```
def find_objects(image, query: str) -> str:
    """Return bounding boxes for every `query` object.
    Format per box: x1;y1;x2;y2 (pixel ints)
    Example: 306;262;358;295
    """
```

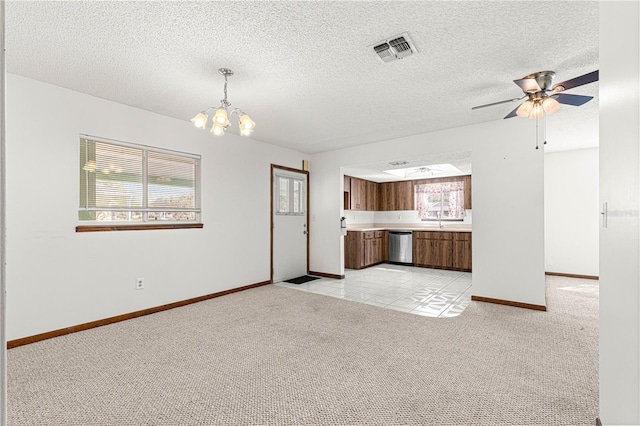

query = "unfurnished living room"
1;2;639;426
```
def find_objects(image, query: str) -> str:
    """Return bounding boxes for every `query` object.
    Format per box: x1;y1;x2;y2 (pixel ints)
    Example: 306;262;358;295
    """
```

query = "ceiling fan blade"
551;70;599;92
513;78;541;93
471;96;525;110
552;93;594;106
503;103;522;119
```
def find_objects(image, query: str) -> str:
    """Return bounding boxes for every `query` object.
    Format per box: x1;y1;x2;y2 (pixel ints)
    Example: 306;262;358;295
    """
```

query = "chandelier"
191;68;255;137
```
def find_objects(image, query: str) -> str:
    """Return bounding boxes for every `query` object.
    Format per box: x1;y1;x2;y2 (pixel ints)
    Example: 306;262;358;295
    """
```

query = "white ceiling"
5;1;599;155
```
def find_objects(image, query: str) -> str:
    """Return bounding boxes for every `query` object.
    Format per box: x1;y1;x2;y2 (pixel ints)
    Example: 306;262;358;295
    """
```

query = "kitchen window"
79;136;201;225
276;175;305;215
415;181;465;221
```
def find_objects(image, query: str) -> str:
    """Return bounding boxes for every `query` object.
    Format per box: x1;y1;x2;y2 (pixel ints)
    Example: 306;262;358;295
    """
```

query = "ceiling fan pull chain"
543;113;548;146
535;114;539;150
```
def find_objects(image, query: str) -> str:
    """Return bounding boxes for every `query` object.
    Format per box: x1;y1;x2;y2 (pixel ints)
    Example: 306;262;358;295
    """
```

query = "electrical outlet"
397;215;401;220
135;278;144;290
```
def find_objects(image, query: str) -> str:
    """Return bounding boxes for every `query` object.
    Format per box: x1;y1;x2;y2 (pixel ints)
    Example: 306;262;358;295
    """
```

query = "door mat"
284;275;320;285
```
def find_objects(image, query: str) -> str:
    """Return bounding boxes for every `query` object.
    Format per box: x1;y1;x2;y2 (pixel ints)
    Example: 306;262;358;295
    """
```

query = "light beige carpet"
8;275;598;425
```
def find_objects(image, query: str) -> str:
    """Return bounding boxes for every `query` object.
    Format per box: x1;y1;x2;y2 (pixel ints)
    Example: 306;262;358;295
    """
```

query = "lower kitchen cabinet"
452;232;472;271
413;231;472;272
345;230;387;269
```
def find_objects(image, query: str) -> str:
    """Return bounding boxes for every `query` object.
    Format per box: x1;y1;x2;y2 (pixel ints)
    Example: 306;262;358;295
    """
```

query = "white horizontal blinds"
147;151;199;221
79;136;201;222
80;138;143;221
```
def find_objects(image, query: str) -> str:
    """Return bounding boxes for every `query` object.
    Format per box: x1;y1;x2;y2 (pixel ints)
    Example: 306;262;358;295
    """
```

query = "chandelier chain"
221;74;231;108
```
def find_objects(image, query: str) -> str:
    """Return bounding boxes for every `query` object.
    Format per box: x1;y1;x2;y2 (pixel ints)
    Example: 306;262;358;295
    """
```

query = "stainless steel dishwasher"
388;230;413;265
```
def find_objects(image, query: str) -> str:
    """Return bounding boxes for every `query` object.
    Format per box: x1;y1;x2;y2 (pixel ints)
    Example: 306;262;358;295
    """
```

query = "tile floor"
275;264;472;318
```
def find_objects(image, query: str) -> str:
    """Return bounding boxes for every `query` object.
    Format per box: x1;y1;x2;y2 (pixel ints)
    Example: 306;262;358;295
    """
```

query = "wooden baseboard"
471;295;547;311
545;271;599;280
309;271;345;280
7;280;271;349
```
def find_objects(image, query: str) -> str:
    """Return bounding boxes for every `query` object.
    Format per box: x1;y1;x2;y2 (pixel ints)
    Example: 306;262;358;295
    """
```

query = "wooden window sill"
76;223;204;232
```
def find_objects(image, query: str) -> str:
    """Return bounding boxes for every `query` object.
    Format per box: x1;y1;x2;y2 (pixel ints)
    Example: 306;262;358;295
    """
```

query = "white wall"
310;117;546;307
599;1;640;424
544;149;599;277
6;74;307;341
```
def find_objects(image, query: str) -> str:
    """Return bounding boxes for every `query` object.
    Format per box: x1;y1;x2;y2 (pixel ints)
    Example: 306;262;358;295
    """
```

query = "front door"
272;165;308;282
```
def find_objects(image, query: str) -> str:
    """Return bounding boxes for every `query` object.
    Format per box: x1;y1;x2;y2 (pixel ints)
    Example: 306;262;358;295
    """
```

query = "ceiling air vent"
371;32;418;64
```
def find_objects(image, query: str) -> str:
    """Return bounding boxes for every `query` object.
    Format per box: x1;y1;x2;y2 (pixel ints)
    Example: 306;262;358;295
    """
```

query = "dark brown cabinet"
452;232;472;271
366;180;378;211
378;182;395;211
378;181;414;210
345;230;387;269
350;177;367;211
394;181;414;210
343;175;351;210
413;231;471;272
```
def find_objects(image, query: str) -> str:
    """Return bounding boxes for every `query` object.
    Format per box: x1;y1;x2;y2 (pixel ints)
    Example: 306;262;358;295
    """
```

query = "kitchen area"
278;160;474;318
343;171;472;274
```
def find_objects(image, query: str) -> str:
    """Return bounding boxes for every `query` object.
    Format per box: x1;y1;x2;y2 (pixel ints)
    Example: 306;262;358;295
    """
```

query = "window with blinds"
276;175;305;215
79;136;201;223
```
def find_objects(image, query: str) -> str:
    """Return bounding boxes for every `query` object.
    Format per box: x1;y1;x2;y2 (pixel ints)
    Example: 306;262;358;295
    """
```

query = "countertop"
346;223;472;233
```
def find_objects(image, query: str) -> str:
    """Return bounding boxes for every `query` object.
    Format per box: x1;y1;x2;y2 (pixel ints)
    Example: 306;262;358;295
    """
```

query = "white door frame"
270;164;309;283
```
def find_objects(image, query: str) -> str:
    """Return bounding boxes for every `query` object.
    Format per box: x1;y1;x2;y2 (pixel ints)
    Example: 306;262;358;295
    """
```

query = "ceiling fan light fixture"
516;100;534;117
528;102;544;120
542;97;561;115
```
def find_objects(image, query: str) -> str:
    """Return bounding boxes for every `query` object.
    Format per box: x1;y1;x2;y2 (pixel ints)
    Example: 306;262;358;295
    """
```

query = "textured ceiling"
5;1;599;155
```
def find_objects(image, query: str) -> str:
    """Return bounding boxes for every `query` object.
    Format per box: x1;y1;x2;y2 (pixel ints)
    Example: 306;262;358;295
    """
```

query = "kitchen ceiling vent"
371;32;418;63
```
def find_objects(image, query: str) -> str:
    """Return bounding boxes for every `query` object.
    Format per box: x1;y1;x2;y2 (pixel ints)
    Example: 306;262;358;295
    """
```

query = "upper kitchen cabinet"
378;182;395;211
348;176;367;211
394;181;414;210
366;180;378;211
378;181;413;210
343;175;351;210
463;175;472;209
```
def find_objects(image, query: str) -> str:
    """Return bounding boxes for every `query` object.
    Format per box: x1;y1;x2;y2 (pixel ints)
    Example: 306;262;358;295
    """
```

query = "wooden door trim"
270;164;310;283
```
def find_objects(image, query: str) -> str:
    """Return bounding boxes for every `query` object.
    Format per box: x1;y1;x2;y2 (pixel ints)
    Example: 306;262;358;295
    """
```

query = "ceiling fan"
407;166;442;176
471;70;599;119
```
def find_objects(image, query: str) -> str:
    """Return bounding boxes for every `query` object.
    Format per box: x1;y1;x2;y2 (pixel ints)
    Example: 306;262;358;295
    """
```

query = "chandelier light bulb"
191;112;208;129
211;124;225;136
542;97;561;115
516;100;534;118
213;108;229;126
239;114;255;134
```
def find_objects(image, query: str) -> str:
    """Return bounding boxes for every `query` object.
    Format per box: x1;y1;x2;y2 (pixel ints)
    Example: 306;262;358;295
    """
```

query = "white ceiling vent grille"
371;32;418;63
